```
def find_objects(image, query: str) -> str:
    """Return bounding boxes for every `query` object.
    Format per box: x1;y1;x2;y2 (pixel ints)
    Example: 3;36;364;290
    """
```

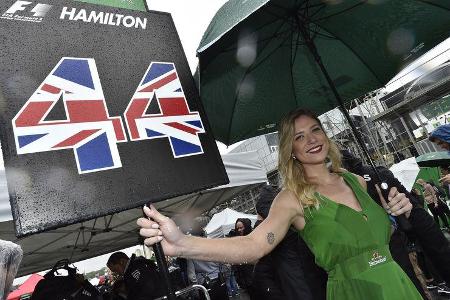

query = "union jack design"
12;57;127;174
124;62;204;157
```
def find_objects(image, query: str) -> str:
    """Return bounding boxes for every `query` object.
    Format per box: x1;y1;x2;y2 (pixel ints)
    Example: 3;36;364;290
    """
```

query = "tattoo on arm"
267;232;275;245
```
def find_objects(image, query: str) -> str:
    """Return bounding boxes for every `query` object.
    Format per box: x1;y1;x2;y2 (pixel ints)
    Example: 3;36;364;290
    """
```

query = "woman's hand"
375;185;413;218
137;205;185;256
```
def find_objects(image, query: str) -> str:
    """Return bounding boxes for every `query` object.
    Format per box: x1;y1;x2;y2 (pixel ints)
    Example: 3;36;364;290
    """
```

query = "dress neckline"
315;173;365;215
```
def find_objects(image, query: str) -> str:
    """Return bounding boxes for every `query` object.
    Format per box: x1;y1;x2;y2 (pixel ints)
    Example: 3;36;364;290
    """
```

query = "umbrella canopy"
197;0;450;145
389;157;420;192
416;151;450;168
6;274;43;300
204;207;257;238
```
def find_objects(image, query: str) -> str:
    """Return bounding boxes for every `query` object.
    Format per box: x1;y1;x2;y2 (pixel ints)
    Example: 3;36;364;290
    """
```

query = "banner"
0;0;228;236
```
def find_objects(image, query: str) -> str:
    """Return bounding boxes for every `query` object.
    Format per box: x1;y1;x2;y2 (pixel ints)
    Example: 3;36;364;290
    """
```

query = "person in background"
251;185;285;300
232;218;254;298
253;184;327;300
107;252;163;300
429;123;450;152
187;229;228;300
0;240;22;300
224;230;239;298
430;124;450;185
439;166;450;197
416;179;450;231
138;108;421;299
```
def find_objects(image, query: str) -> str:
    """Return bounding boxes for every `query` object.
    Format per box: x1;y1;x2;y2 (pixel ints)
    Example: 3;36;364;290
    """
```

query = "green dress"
299;172;422;299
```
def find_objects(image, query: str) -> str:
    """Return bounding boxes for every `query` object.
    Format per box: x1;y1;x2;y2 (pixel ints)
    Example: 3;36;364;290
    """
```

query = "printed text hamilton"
60;7;147;29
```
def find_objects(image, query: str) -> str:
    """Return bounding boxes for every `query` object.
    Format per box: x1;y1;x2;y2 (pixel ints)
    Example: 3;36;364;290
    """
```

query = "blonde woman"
137;108;421;299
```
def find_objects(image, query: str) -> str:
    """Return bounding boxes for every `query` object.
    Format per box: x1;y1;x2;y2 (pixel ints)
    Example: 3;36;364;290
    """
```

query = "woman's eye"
312;127;322;133
295;135;304;140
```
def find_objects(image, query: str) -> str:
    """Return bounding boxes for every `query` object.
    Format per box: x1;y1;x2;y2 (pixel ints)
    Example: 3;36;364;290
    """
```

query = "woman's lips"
307;145;322;154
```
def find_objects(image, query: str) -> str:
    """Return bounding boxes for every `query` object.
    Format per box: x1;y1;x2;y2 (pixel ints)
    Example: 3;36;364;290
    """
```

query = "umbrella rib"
226;17;292;143
312;1;368;22
294;3;383;84
415;0;450;11
217;7;292;55
290;20;302;107
307;2;328;20
318;27;384;84
220;28;292;54
228;35;292;143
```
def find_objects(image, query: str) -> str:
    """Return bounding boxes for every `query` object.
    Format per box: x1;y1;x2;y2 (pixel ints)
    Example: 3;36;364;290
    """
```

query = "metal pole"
399;115;419;156
295;15;411;230
355;98;385;165
145;203;177;300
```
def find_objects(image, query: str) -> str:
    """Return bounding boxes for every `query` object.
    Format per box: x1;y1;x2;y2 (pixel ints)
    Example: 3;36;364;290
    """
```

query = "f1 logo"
4;1;52;17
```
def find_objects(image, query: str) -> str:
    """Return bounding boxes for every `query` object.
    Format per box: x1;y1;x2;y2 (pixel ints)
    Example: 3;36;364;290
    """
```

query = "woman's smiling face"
292;115;329;165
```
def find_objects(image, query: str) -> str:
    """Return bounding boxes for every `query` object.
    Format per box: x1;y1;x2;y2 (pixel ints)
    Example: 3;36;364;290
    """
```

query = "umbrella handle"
380;183;412;232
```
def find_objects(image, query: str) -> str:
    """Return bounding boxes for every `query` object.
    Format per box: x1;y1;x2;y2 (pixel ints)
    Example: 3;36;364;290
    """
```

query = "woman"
429;123;450;151
235;218;252;236
416;179;450;230
137;108;421;299
232;218;254;297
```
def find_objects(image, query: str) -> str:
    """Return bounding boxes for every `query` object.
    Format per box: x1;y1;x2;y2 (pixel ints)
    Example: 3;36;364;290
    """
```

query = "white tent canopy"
0;151;267;276
389;157;420;192
204;207;257;238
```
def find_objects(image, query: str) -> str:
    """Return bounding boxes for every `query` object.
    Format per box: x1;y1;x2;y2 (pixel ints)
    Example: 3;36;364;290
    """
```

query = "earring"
292;155;296;160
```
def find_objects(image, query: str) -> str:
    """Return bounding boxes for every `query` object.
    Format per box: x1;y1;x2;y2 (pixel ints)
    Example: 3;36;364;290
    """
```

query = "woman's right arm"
137;190;303;264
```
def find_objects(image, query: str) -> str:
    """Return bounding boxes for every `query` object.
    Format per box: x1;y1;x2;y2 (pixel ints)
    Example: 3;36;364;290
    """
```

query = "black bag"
201;277;228;300
32;259;100;300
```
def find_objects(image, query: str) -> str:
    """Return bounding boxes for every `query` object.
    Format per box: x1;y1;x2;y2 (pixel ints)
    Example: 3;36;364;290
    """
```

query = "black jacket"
272;229;327;300
252;218;327;300
124;255;163;300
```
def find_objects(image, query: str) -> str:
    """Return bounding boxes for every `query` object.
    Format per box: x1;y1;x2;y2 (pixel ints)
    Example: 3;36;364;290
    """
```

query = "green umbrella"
416;151;450;168
197;0;450;145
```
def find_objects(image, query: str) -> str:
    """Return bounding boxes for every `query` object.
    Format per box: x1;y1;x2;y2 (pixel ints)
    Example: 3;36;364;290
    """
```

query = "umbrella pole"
296;20;411;230
144;204;177;300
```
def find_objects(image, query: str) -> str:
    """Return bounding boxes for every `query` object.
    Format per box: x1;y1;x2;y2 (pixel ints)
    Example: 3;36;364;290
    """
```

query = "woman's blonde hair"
278;108;342;208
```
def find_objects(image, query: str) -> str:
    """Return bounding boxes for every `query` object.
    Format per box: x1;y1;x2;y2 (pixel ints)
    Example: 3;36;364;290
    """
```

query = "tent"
7;273;43;300
389;157;420;192
204;207;257;238
0;151;267;277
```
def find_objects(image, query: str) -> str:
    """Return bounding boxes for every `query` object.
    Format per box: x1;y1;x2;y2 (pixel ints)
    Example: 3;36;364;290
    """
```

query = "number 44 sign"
12;57;205;174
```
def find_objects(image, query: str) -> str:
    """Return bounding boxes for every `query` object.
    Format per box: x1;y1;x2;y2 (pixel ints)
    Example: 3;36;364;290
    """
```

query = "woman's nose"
306;133;317;143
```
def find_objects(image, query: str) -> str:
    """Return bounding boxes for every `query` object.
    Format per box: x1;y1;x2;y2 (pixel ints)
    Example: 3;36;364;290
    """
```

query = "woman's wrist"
175;234;187;257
